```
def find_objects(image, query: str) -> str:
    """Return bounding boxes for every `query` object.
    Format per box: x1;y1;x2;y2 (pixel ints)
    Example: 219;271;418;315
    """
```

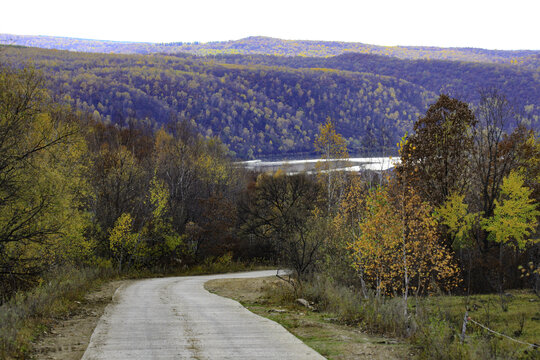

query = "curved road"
82;270;325;359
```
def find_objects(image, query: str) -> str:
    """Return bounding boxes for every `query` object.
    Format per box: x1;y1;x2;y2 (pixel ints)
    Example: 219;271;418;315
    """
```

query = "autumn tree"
139;175;185;266
153;126;198;233
482;171;538;250
481;171;539;296
153;122;241;261
435;193;476;250
89;143;148;254
348;185;400;298
397;94;476;208
0;66;92;295
469;90;529;251
109;213;144;271
327;176;375;295
348;184;460;303
314;118;349;213
515;130;540;203
394;186;461;301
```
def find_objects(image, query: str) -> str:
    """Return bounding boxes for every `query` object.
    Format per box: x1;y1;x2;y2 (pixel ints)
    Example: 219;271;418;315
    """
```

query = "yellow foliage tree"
0;67;94;293
435;192;476;250
143;175;185;262
482;171;539;250
109;213;142;271
348;186;400;298
314;118;349;213
348;184;461;300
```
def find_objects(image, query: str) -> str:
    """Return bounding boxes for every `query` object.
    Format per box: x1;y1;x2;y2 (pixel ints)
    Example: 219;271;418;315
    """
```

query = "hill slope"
1;38;538;159
2;46;438;157
206;52;540;121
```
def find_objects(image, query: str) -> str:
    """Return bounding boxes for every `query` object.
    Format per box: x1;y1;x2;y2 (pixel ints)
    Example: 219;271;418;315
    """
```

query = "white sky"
1;0;539;50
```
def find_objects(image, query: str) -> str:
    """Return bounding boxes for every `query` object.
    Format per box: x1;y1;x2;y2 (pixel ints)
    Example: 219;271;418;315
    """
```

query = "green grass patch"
300;276;540;359
412;291;540;359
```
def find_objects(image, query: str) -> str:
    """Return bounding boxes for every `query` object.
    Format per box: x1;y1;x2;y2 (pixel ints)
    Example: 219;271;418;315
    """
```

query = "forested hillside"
1;46;436;157
1;43;538;158
2;34;539;68
209;52;540;120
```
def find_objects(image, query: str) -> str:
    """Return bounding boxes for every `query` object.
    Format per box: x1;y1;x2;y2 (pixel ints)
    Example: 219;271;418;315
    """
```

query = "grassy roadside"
0;266;116;359
411;290;540;359
0;255;271;359
204;276;413;359
298;276;540;359
205;276;540;360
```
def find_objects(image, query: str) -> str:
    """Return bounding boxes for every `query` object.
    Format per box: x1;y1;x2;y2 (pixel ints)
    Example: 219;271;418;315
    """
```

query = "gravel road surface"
81;270;325;359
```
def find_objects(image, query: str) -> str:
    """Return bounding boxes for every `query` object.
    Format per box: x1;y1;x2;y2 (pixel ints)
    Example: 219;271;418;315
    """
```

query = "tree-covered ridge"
1;34;539;68
173;37;540;68
1;46;437;158
2;45;538;158
207;52;540;123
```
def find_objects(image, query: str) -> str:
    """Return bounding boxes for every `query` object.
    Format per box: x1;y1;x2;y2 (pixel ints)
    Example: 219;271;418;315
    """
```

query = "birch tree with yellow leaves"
314;118;349;214
348;183;461;304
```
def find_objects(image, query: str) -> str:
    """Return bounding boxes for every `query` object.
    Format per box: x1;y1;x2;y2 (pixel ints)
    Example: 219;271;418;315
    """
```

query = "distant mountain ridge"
1;34;539;68
1;35;538;159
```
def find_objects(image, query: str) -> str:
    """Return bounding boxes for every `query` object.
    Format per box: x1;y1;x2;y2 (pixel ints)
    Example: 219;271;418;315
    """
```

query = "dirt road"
81;270;325;359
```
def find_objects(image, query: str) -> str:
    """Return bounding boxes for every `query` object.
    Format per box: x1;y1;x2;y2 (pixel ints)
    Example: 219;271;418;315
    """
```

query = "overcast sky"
1;0;538;50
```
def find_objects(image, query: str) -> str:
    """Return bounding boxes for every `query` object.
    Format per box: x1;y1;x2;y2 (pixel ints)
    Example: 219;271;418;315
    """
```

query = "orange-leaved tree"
348;183;461;303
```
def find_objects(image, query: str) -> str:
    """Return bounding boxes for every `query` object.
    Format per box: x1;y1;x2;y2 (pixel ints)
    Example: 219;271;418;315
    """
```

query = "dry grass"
208;274;540;359
0;266;115;359
32;280;128;360
0;258;271;359
205;276;412;360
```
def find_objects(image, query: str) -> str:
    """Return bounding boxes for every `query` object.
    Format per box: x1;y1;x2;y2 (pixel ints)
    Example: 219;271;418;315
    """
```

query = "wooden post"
461;310;469;344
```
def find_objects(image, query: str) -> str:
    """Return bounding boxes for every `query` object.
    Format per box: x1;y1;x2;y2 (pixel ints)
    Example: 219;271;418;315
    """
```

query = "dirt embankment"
33;280;129;360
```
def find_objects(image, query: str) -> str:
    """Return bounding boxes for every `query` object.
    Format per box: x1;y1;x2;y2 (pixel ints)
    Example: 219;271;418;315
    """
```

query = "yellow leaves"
347;186;401;294
397;132;408;156
346;184;461;296
0;67;93;277
165;233;186;252
109;213;146;269
339;176;365;222
435;192;476;249
518;262;540;279
314;118;349;211
149;176;169;220
109;213;137;254
197;152;229;185
314;118;349;160
482;171;539;249
273;168;285;178
154;127;174;155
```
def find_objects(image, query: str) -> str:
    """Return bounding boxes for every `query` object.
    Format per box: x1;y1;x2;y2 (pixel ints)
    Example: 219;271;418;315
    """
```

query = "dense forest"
2;34;539;68
209;52;540;117
1;57;538;358
0;65;248;299
1;44;539;158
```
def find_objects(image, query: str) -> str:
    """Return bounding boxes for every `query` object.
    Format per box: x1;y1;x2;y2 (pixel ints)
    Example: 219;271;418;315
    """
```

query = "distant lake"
239;157;400;174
